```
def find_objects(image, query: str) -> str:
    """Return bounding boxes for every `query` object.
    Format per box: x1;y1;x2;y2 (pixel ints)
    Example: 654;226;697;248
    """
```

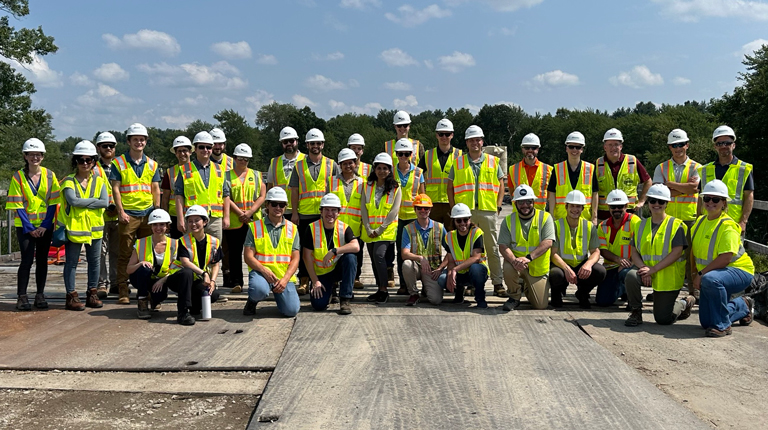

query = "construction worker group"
7;113;757;336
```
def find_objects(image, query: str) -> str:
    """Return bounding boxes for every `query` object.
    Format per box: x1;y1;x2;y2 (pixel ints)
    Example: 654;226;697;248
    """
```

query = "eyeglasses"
396;152;412;157
516;200;533;206
647;198;666;205
669;143;687;148
175;148;191;154
437;132;452;138
416;206;431;211
197;145;213;151
98;144;115;149
76;158;94;165
269;201;287;208
307;141;323;146
703;196;724;204
454;217;470;224
396;124;409;129
282;139;297;144
566;145;583;150
715;140;734;147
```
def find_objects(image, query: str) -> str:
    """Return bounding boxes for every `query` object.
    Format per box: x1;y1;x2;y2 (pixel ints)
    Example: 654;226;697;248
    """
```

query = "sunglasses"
416;206;431;211
396;124;409;128
282;139;297;144
396;152;412;157
522;146;538;151
98;144;116;149
516;200;533;206
703;196;724;204
269;201;287;208
437;132;452;137
307;141;323;146
566;145;583;150
715;140;734;147
76;158;94;165
454;217;470;224
196;145;213;151
669;143;687;148
647;198;666;205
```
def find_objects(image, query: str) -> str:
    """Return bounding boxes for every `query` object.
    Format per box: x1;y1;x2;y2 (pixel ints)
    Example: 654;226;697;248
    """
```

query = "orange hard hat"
413;194;433;208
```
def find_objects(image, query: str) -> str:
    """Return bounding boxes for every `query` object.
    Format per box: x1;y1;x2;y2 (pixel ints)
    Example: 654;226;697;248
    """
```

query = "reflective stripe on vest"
556;217;591;267
598;215;637;270
93;162;117;222
406;220;444;269
7;168;57;228
167;166;182;217
270;152;305;212
691;217;745;268
662;158;700;222
329;176;364;237
136;236;178;279
553;161;594;221
385;139;421;166
597;155;639;210
634;216;686;291
504;209;551;277
699;160;753;222
170;233;220;279
361;183;397;242
398;166;422;220
446;226;487;274
112;155;157;210
424;147;461;204
509;161;551;210
180;161;225;217
229;168;262;229
357;162;371;178
58;173;106;244
452;154;500;211
251;218;298;282
310;219;348;275
297;157;331;215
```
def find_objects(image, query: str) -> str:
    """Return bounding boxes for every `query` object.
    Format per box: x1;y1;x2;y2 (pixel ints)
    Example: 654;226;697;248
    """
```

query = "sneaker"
645;292;654;302
396;287;409;296
494;285;509;298
230;285;242;294
96;286;108;299
366;290;388;303
475;300;488;309
705;326;732;337
502;298;520;312
464;287;474;296
353;280;364;290
740;296;754;326
33;293;48;309
624;309;643;327
405;294;419;306
678;296;695;321
550;290;563;308
243;299;257;316
575;291;591;309
692;288;700;305
65;292;85;311
137;299;152;320
16;294;31;311
178;312;196;326
86;289;103;308
339;298;352;315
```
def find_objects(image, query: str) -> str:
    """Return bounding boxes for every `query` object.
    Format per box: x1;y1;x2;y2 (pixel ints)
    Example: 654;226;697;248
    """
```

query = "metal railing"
744;199;768;255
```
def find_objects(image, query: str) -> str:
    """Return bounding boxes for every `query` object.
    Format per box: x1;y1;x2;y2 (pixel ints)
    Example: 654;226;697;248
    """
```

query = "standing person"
447;125;505;297
401;194;448;306
225;143;265;293
384;110;424;167
549;190;607;308
267;126;305;221
498;185;555;311
624;184;692;327
242;187;301;318
394;139;424;295
548;131;598;223
289;128;339;295
60;141;109;311
209;128;233;171
347;133;371;178
595;190;640;307
691;180;755;337
110;123;161;305
596;128;652;221
443;203;489;308
174;131;231;240
508;133;552;211
93;132;119;299
126;209;176;319
161;136;193;240
329;148;366;289
6;138;60;311
362;153;402;303
419;118;461;231
699;125;754;235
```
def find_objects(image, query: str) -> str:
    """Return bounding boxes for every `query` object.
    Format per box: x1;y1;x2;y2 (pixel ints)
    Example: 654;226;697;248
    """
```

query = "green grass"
748;250;768;274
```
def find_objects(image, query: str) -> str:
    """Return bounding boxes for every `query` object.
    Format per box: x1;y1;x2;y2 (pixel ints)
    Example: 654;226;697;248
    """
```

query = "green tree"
214;109;264;170
255;103;325;163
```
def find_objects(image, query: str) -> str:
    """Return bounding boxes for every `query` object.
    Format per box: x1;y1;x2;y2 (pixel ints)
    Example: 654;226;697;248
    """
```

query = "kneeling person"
595;190;640;306
401;194;448;305
443;203;489;308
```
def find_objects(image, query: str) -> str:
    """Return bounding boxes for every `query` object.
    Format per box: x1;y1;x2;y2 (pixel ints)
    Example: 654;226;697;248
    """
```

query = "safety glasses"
269;202;287;208
647;198;666;205
702;196;724;204
454;217;470;224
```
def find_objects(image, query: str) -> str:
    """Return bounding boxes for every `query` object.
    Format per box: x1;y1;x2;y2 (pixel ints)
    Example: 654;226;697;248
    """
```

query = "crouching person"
401;194;448;305
242;187;301;317
595;190;639;306
443;203;489;308
127;209;176;319
304;193;359;315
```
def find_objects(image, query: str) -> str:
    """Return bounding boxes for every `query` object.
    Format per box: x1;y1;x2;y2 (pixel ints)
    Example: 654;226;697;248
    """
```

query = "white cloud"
424;60;434;69
93;63;130;82
438;51;476;73
102;29;181;56
329;99;348;111
305;74;348;91
348;79;360;88
161;114;196;128
313;51;345;61
210;41;252;59
609;65;664;88
385;4;452;27
324;13;348;31
1;53;62;87
245;90;276;111
394;95;418;109
532;70;580;86
137;61;247;90
380;48;418;67
176;95;207;107
672;76;691;85
350;102;384;115
739;38;768;57
446;0;543;11
293;94;316;107
340;0;381;9
256;54;278;65
384;81;412;91
464;104;482;114
69;72;93;87
76;83;141;107
651;0;768;21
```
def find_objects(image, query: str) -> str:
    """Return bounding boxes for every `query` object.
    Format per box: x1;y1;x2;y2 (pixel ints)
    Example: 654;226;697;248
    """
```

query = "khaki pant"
116;215;152;288
99;220;119;288
205;217;223;241
503;260;549;309
471;210;502;286
430;202;454;231
402;259;443;305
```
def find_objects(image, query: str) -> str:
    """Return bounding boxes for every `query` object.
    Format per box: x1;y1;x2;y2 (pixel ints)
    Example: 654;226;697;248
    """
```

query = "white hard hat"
148;209;171;225
126;123;148;137
280;126;299;141
22;138;46;153
95;132;116;145
393;110;411;125
347;133;365;146
565;131;586;146
603;128;624;143
394;138;413;153
436;118;454;132
72;140;97;156
210;128;226;143
606;189;629;206
185;204;209;220
667;129;689;145
450;203;472;218
521;133;541;148
233;143;252;158
646;184;671;202
701;179;730;199
513;184;536;201
305;128;325;143
338;148;357;163
193;131;214;145
465;125;484;140
320;193;342;209
265;187;288;203
712;125;736;142
170;136;192;153
373;152;393;166
565;190;587;205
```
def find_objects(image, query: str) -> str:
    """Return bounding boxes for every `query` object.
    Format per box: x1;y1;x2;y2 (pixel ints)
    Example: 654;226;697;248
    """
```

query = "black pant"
549;261;607;298
395;219;411;287
355;245;364;281
368;241;393;288
16;227;53;296
223;224;249;288
297;215;321;280
169;216;183;239
129;265;170;305
164;267;221;315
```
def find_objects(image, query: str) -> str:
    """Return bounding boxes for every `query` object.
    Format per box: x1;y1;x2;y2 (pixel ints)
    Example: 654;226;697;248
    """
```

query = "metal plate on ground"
249;312;706;430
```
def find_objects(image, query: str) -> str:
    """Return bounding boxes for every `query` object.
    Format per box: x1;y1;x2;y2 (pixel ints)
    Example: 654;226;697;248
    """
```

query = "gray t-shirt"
266;153;303;185
447;153;505;207
288;156;340;188
244;216;300;251
173;159;232;197
652;157;699;184
648;221;687;249
498;211;556;247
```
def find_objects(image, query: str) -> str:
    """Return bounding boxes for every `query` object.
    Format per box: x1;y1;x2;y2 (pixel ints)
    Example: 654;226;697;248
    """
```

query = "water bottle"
200;289;212;321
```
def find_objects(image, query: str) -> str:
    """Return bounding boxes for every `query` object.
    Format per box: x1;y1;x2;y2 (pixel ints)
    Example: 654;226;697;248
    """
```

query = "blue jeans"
310;253;357;311
64;239;102;293
248;271;300;317
595;267;631;307
440;263;488;304
699;267;753;331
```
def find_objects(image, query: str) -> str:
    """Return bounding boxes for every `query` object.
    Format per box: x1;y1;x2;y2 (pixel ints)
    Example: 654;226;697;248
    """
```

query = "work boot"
34;293;48;309
296;277;309;295
118;284;130;304
366;290;388;303
354;279;364;289
494;284;508;298
740;296;754;326
109;285;119;295
705;326;732;337
16;294;31;311
177;312;195;326
646;292;654;302
137;298;151;319
230;285;243;294
464;287;474;296
502;298;520;312
624;309;643;327
387;267;395;288
550;289;563;308
396;287;409;296
339;298;352;315
405;294;419;306
86;288;103;308
575;291;591;309
678;296;695;321
331;285;339;304
96;286;108;299
243;299;257;316
65;291;85;311
452;286;466;304
223;271;231;289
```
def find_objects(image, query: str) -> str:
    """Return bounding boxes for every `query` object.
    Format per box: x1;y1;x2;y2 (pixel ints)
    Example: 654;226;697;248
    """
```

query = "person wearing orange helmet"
400;194;448;305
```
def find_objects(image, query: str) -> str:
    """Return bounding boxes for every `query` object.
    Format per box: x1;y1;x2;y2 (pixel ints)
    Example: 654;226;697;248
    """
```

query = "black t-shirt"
177;236;223;268
547;161;600;192
418;146;453;171
301;225;356;251
442;233;483;255
698;157;755;192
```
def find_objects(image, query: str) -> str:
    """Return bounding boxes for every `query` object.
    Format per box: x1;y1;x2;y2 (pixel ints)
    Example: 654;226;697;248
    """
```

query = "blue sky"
5;0;768;139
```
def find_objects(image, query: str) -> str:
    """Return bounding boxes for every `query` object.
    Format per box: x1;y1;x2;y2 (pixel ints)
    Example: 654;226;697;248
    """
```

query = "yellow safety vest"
93;162;117;222
357;162;371;179
553;161;594;221
309;219;348;276
446;226;487;274
112;154;157;211
598;214;640;270
660;158;701;222
633;216;686;291
180;161;225;218
170;233;220;280
361;183;397;243
135;236;178;279
328;176;364;237
424;147;462;204
691;214;753;275
597;155;640;211
214;154;233;171
250;218;298;282
270;152;306;212
166;166;182;217
296;156;332;215
555;217;593;268
699;160;753;223
397;166;422;221
229;168;262;229
405;220;444;270
509;160;552;211
452;154;501;212
58;173;106;244
5;167;60;228
385;138;421;166
504;209;551;277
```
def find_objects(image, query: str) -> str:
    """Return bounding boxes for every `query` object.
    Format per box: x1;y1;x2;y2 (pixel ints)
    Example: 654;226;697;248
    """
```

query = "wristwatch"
331;248;338;255
525;254;532;261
